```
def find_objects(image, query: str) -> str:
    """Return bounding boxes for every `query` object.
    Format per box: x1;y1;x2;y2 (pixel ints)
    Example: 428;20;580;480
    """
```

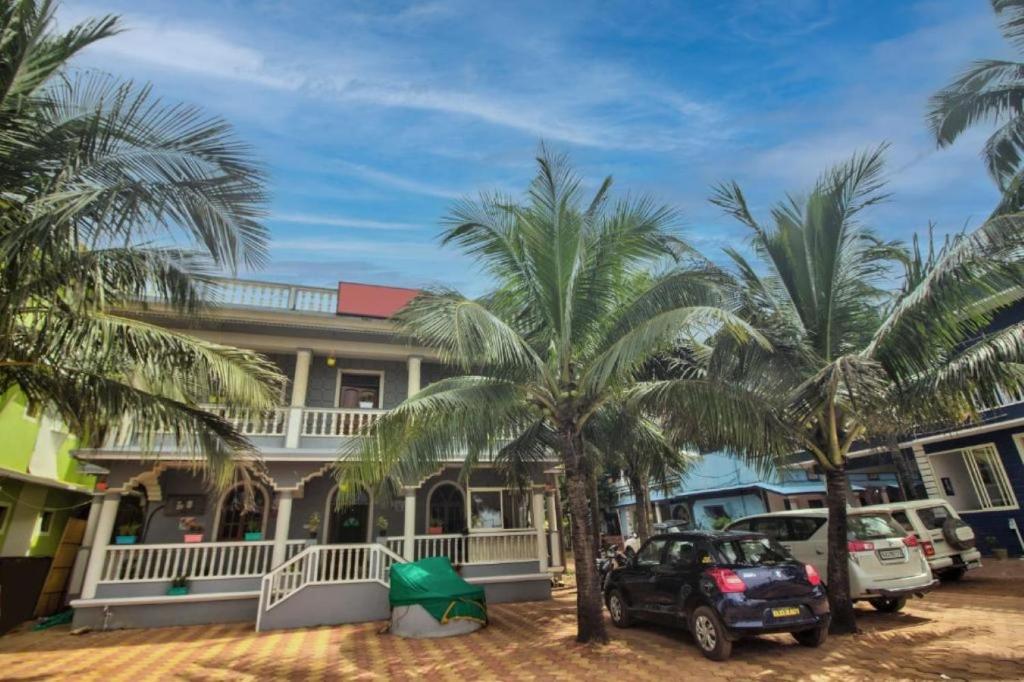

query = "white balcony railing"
98;540;305;583
301;407;387;437
204;278;338;314
385;530;537;565
202;404;289;437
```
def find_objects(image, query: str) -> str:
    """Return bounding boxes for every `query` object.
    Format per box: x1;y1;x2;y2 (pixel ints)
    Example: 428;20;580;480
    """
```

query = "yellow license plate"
771;607;801;618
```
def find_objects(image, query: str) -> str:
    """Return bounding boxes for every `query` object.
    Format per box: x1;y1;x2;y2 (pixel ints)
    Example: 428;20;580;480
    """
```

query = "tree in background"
930;0;1024;215
683;147;1024;633
340;147;761;643
0;0;283;486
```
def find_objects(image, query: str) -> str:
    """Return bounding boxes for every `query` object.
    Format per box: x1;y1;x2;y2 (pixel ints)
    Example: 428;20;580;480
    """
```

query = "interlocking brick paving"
2;562;1023;680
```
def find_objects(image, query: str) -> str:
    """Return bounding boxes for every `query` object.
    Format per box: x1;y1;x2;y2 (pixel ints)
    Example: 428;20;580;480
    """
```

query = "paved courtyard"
2;562;1023;681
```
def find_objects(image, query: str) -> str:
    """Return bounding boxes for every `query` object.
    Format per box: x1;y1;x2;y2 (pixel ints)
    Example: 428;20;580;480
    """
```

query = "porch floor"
3;562;1024;680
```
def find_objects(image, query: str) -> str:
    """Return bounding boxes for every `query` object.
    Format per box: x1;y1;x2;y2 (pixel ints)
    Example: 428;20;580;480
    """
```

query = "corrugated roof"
336;282;419;318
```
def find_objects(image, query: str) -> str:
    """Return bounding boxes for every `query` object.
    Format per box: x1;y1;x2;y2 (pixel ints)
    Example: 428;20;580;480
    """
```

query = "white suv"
726;509;938;612
861;499;981;581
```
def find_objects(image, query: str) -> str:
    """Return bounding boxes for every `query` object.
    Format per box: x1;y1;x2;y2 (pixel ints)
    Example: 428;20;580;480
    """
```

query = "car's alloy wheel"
607;589;632;627
694;614;716;651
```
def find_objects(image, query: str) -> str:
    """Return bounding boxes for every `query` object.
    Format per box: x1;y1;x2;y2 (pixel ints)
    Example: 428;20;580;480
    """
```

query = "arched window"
216;484;268;541
428;483;465;533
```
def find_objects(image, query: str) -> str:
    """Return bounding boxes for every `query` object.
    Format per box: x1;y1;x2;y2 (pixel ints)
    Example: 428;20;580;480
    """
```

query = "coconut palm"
586;405;693;544
0;0;283;486
690;146;1024;633
339;147;763;643
929;0;1024;214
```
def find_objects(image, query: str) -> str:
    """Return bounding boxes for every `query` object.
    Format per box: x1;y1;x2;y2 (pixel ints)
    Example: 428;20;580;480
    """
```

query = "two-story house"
69;278;562;632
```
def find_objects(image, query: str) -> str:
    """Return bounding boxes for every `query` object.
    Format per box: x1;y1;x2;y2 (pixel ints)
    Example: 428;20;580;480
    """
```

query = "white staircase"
256;543;405;631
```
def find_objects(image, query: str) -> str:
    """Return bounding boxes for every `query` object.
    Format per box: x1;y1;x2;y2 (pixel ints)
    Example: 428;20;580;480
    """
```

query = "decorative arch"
323;484;374;544
425;481;466;534
213;481;270;541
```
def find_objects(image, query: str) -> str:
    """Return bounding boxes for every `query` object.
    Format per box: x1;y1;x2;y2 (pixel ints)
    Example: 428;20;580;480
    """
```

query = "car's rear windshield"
848;514;905;540
715;537;792;566
916;505;951;530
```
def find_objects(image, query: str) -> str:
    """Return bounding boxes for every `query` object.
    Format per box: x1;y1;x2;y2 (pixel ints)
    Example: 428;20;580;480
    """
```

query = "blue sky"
62;0;1008;295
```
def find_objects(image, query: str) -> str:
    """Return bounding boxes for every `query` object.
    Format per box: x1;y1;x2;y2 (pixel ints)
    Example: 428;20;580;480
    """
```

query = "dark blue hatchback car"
603;530;830;660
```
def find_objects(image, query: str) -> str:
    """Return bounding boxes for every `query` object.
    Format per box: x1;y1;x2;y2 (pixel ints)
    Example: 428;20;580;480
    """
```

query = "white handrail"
301;407;387;436
400;531;537;564
200;404;289;436
99;540;305;582
203;278;338;313
260;543;405;612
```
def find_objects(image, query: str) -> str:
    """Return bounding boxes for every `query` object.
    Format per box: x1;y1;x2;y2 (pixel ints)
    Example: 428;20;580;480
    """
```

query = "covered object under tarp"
388;557;487;638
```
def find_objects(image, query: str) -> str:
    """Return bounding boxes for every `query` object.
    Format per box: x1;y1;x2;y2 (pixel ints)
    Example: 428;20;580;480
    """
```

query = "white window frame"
930;442;1018;513
334;369;385;409
466;486;532;533
36;508;55;537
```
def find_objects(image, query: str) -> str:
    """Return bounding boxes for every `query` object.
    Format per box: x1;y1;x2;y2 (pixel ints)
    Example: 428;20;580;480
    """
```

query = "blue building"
611;452;890;536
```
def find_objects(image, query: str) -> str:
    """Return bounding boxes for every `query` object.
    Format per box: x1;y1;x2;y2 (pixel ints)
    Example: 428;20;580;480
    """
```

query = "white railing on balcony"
201;404;289;437
386;531;537;565
203;278;338;314
260;543;404;612
301;407;386;437
98;540;305;583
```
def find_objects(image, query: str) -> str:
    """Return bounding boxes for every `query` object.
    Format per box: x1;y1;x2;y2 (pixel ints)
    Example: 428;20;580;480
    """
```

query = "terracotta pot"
428;526;444;535
183;533;204;543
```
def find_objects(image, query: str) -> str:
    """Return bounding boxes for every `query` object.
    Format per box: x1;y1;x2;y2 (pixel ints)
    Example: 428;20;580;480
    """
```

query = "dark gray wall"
257;582;390;631
96;577;260;598
72;596;257;630
475;577;551;604
306;357;409;409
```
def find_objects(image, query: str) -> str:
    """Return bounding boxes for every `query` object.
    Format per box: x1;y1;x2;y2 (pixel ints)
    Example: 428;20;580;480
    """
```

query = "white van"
860;499;981;581
726;509;938;612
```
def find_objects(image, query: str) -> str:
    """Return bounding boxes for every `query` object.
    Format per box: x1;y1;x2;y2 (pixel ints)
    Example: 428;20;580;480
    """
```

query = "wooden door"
33;517;86;617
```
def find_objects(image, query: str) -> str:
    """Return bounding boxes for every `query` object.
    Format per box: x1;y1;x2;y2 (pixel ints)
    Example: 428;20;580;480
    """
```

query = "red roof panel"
337;281;419;318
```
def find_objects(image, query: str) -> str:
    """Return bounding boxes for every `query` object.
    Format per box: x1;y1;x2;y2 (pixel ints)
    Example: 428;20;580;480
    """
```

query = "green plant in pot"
428;517;444;535
115;521;141;545
167;575;189;596
304;512;321;544
182;518;204;543
376;515;389;541
987;535;1009;560
243;517;263;541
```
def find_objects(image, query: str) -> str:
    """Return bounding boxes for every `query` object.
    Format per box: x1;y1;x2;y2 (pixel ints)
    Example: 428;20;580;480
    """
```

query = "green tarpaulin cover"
389;557;487;625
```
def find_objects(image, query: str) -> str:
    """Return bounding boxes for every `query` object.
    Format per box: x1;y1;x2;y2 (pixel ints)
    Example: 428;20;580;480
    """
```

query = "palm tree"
0;0;284;486
695;146;1024;633
339;147;762;643
586;406;693;544
929;0;1024;214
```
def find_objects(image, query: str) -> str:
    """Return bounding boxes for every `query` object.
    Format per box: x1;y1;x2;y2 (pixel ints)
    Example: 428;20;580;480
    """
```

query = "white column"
286;349;313;449
654;502;663;524
402;487;417;561
532;489;548;572
66;494;103;599
407;356;422;398
272;490;294;567
80;492;121;599
547;491;562;569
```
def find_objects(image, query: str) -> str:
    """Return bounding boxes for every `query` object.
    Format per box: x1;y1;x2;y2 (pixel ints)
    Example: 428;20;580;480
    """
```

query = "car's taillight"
805;563;822;586
903;535;919;548
705;567;746;593
920;540;935;557
848;540;875;552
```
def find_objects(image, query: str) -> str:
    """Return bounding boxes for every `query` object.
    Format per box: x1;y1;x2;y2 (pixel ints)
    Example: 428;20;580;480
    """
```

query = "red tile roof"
336;281;419;318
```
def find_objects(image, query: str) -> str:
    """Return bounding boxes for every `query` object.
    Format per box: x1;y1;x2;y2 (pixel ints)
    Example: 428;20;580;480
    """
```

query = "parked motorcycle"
596;545;629;588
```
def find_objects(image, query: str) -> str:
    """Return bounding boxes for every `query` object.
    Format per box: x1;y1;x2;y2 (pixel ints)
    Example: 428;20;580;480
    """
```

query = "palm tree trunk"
563;428;609;644
825;466;857;634
590;472;602;556
629;474;652;541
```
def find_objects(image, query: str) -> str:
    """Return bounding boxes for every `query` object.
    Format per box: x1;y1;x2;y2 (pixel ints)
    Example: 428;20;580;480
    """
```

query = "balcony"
201;277;338;314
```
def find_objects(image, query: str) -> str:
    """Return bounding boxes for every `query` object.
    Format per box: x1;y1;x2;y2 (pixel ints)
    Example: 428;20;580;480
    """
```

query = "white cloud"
272;212;425;231
331;161;463;199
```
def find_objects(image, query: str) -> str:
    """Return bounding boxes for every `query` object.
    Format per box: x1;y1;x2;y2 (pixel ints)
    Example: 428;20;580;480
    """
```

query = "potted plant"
428;517;444;535
183;518;204;543
243;518;263;541
167;575;189;596
376;515;389;542
987;535;1009;560
303;512;321;544
358;390;376;409
115;521;141;545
